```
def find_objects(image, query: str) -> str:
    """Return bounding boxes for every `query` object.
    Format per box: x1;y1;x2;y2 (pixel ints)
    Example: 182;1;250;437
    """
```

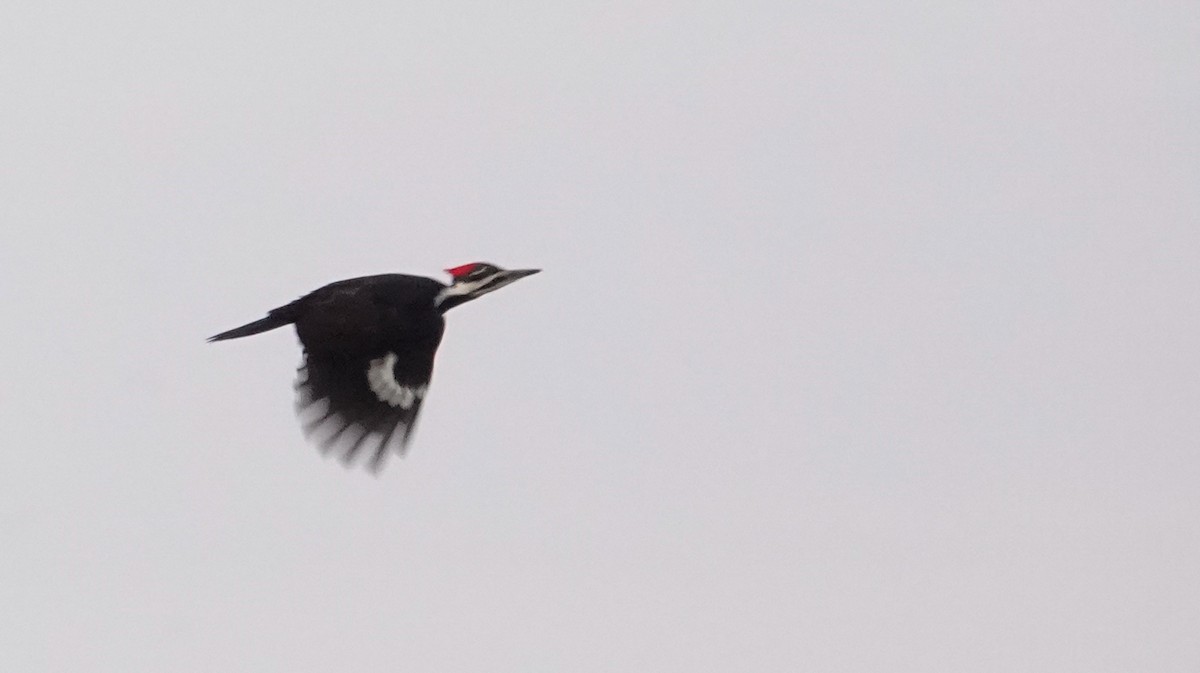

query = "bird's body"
209;263;539;471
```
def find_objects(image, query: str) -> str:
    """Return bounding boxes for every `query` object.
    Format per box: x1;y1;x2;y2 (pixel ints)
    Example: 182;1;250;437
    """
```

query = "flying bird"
209;262;540;471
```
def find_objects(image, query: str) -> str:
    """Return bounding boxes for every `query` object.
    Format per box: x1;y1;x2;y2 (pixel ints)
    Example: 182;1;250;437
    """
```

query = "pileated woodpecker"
209;262;540;471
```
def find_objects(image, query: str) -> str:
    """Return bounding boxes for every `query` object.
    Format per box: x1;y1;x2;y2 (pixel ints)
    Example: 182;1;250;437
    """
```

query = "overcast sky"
2;1;1197;671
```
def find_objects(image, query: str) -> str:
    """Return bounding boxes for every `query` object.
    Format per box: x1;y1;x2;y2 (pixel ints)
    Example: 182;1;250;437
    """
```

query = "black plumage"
209;263;539;471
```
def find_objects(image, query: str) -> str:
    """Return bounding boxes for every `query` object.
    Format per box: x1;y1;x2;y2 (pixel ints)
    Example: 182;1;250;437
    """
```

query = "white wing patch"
366;352;427;409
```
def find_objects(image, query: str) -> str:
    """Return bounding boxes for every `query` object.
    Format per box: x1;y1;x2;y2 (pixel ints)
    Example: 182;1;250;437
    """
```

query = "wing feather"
294;352;430;472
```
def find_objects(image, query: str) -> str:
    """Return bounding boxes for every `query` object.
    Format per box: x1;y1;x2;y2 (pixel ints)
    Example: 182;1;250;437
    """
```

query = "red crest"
444;263;483;280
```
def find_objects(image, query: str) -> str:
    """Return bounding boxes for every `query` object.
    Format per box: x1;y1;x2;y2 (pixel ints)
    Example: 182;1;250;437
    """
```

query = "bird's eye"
471;266;492;278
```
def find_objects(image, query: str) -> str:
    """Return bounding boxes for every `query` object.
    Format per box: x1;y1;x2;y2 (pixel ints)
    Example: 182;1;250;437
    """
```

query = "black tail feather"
208;307;296;342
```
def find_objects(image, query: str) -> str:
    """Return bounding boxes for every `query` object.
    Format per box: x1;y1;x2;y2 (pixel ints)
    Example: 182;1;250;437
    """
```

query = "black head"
435;262;540;311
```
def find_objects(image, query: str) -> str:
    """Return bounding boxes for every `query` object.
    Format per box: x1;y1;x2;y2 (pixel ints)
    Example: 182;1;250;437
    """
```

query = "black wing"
295;351;433;471
290;275;446;471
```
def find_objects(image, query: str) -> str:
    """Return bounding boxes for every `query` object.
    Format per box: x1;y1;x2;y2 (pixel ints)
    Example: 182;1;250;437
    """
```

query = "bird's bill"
502;268;541;281
483;268;540;294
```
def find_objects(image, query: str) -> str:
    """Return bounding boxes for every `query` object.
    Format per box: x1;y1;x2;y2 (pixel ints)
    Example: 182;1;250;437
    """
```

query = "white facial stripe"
366;352;426;409
435;271;518;307
434;281;479;307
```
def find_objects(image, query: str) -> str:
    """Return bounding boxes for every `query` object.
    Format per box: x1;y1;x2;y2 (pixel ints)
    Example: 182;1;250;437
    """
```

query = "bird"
208;262;540;471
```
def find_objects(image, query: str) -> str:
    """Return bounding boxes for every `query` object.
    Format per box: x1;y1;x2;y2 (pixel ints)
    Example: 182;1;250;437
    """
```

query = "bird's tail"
208;304;299;342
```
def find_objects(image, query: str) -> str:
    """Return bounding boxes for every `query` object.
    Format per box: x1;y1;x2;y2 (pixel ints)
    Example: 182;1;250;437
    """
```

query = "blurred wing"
294;351;431;472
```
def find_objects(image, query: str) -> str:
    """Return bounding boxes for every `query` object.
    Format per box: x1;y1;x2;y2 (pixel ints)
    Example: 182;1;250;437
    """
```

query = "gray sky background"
2;1;1197;671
